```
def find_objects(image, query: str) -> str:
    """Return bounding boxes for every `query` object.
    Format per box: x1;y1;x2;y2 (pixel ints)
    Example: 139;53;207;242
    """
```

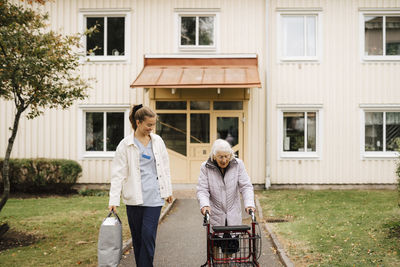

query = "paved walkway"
119;191;283;267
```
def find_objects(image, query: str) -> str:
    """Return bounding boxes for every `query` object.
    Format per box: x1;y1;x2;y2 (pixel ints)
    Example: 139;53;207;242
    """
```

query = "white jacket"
109;133;172;206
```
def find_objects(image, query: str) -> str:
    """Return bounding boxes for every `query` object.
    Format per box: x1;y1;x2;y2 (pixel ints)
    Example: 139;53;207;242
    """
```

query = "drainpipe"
265;0;271;189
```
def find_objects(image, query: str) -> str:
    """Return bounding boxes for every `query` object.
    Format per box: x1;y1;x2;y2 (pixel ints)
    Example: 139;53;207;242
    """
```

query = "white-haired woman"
197;139;255;228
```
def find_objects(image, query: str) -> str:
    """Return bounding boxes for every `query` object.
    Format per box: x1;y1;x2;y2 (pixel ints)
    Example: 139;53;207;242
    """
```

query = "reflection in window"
181;17;196;45
281;15;317;58
307;112;316;151
199;16;214;45
156;101;187;110
190;114;210;143
283;112;304;151
214;101;243;110
86;112;124;151
157;114;187;156
386;112;400;151
365;111;400;152
190;101;210;110
283;112;316;152
365;16;383;55
365;15;400;56
86;16;125;56
107;17;125;56
217;117;238;147
86;112;104;151
365;112;383;151
386;17;400;55
106;113;124;151
180;15;215;47
87;17;104;55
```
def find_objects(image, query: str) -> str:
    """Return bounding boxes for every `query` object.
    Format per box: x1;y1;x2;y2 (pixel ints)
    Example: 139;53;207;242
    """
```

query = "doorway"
154;100;245;183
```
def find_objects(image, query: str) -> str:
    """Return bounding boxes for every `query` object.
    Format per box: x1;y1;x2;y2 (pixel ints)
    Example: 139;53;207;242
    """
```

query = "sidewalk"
119;190;283;267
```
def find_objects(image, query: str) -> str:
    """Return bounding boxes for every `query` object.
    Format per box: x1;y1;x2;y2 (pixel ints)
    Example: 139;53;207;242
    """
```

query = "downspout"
265;0;271;189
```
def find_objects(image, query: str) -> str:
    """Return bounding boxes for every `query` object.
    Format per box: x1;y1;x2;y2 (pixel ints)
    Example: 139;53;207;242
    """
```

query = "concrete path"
119;193;283;267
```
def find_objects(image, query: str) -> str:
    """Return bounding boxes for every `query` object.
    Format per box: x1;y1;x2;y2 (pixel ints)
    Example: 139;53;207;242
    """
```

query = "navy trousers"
126;205;162;267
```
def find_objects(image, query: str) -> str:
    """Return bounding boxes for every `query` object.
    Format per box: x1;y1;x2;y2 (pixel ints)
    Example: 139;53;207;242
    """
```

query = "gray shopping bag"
98;211;122;267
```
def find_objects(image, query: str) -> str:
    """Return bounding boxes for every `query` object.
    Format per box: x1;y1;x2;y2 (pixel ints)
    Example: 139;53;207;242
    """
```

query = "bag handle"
106;210;122;223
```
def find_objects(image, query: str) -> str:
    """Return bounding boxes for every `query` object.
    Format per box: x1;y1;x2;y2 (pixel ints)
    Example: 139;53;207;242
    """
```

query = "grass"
0;195;131;267
257;190;400;266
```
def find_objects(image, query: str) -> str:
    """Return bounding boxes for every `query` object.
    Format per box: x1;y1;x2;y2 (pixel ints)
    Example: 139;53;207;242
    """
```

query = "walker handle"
249;209;256;222
203;210;210;226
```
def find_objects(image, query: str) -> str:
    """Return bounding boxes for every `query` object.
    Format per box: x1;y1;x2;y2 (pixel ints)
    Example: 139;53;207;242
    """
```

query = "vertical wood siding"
1;0;267;184
268;0;400;184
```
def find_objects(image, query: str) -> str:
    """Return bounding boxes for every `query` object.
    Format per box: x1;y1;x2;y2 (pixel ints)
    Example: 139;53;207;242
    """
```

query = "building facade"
1;0;400;187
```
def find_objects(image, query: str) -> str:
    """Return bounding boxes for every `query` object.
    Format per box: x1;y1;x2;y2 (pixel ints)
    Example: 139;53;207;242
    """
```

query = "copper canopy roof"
130;56;261;88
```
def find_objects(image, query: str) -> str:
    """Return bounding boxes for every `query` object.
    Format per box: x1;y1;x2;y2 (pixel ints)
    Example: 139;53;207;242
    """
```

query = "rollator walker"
201;209;261;267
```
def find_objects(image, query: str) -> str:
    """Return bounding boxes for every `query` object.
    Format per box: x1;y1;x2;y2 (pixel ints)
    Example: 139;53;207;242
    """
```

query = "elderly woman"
197;139;255;228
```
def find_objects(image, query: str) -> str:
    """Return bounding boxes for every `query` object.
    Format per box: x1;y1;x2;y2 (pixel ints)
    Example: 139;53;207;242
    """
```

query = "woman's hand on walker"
201;206;210;215
109;206;117;213
245;207;255;214
166;196;173;203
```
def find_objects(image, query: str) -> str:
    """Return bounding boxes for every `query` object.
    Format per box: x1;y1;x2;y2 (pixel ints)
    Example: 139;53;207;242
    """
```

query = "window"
278;106;322;158
363;111;400;156
175;9;219;51
279;12;321;61
180;15;215;47
156;101;187;110
80;10;130;61
157;114;187;156
362;12;400;60
79;106;130;158
214;101;243;110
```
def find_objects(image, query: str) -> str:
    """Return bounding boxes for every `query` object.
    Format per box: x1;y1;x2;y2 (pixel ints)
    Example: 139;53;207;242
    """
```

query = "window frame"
360;105;400;158
78;105;130;159
360;10;400;61
277;10;323;62
79;9;131;62
278;105;323;159
174;9;219;52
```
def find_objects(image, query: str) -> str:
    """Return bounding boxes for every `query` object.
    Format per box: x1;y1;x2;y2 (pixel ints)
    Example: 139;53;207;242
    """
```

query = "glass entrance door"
213;113;243;159
155;100;244;183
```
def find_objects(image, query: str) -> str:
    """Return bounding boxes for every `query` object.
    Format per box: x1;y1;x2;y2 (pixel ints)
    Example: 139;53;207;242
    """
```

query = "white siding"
3;0;398;186
1;0;267;184
268;0;400;184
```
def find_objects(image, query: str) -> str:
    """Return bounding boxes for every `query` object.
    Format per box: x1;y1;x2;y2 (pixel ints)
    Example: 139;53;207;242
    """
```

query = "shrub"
0;158;82;194
78;188;108;197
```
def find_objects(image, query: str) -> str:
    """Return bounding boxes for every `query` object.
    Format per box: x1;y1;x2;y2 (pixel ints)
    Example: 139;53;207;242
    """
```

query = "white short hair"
210;139;235;161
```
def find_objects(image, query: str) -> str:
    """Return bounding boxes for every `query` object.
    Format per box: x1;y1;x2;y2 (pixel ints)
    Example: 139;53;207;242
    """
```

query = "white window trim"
360;104;400;158
277;10;323;62
174;9;220;52
277;104;323;159
360;10;400;62
79;9;131;63
78;105;131;159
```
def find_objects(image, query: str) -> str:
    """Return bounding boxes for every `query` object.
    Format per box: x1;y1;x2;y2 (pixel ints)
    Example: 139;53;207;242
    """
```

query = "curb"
121;198;177;254
255;197;295;267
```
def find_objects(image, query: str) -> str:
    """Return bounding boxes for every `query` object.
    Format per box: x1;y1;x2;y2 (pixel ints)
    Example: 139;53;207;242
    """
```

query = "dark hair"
129;105;156;130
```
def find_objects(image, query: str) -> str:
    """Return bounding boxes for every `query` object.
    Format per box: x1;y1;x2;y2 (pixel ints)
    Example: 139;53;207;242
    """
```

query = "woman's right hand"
201;206;210;215
109;206;117;213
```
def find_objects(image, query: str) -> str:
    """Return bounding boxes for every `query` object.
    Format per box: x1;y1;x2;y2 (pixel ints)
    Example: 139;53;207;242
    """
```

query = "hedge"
0;158;82;193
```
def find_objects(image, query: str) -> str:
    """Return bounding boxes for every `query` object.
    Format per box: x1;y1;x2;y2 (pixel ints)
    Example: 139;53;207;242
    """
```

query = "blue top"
134;138;164;207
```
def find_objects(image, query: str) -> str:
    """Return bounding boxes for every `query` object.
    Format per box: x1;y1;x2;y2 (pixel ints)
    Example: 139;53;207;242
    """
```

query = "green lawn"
257;190;400;267
0;195;131;267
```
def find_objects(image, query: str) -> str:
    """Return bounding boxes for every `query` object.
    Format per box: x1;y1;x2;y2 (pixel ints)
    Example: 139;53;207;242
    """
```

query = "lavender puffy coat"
197;158;255;227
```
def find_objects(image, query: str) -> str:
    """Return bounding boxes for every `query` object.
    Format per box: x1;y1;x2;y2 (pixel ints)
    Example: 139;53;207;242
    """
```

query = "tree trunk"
0;108;24;237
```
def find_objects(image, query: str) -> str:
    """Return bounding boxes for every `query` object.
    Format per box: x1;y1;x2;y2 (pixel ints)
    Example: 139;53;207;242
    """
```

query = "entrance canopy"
131;54;262;89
